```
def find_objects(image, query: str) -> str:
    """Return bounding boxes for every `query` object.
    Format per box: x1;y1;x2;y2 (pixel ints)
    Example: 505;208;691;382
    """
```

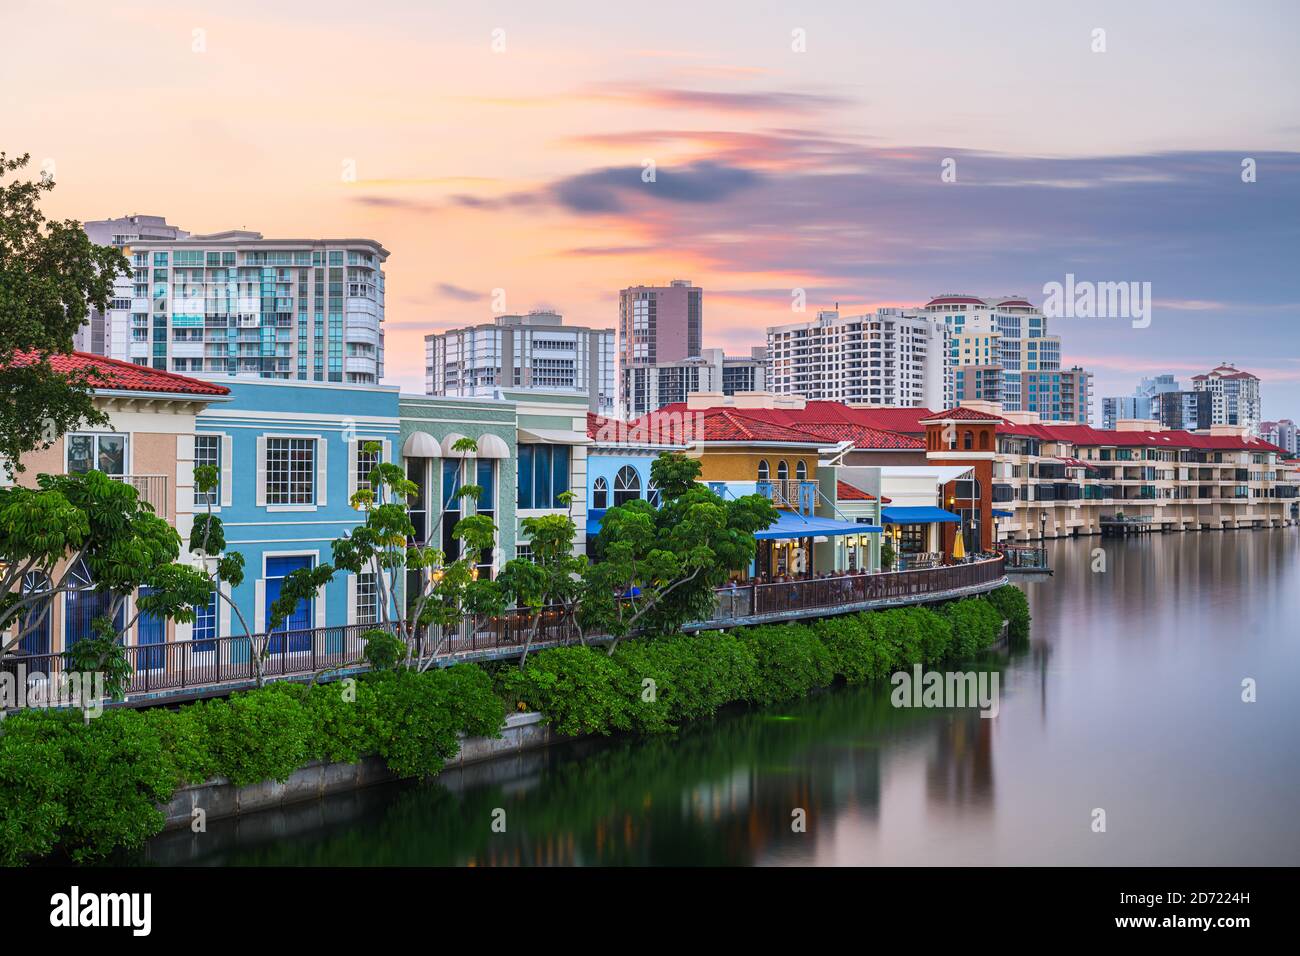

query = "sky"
6;0;1300;419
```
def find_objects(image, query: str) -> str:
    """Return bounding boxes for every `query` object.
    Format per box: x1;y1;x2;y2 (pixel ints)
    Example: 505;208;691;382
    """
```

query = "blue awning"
755;512;883;540
586;509;606;536
881;506;962;525
992;509;1015;518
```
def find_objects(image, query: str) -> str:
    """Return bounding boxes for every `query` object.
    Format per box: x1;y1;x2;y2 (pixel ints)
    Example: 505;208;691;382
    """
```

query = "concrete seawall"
160;710;557;831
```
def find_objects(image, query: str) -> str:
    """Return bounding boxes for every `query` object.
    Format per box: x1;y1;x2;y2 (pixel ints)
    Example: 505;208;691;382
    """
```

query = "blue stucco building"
193;379;401;642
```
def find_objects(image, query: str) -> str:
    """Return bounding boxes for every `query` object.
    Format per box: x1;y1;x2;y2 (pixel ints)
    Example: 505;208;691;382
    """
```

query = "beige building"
1;353;231;654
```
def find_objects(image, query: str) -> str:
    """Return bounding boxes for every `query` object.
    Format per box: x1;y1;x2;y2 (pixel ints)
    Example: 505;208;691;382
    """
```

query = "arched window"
777;460;789;481
757;459;770;481
592;476;608;510
648;480;661;507
979;430;990;450
19;571;51;655
613;465;642;506
796;460;807;481
963;430;974;450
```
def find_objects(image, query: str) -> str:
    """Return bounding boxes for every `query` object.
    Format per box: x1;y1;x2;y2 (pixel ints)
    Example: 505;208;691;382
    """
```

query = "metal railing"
0;557;1007;702
122;474;170;519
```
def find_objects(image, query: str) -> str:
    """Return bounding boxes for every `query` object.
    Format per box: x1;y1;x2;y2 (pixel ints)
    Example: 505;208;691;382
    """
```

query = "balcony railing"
122;474;170;519
0;557;1007;704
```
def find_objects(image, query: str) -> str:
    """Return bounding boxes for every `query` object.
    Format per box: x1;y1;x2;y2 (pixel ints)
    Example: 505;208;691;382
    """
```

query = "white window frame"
65;432;130;478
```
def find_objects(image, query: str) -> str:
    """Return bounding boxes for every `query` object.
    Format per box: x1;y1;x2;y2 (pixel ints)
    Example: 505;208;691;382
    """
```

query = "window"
613;465;642;506
194;434;221;506
963;430;974;450
266;438;316;505
758;459;770;481
357;572;379;625
517;444;571;509
592;476;608;509
475;459;496;579
777;460;789;481
67;433;127;477
355;441;380;494
192;587;217;653
442;459;462;561
515;543;533;562
648;480;661;508
796;460;807;481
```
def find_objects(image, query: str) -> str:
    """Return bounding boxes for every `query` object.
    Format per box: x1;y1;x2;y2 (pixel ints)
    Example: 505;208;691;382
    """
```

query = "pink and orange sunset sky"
7;0;1300;416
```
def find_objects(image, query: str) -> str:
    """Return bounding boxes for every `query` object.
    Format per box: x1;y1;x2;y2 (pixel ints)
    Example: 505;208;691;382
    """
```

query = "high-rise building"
425;310;615;413
108;228;387;383
622;347;768;418
924;294;1090;423
1101;374;1180;429
78;215;191;355
1159;390;1214;431
1059;366;1094;426
1191;364;1262;433
766;308;946;408
618;280;702;409
1259;419;1298;455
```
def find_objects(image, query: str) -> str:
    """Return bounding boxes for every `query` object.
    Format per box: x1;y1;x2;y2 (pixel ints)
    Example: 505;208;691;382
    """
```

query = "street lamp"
1040;510;1048;541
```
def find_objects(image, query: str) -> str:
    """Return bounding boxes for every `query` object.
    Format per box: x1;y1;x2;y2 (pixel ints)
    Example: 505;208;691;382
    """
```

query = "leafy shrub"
499;646;634;737
0;710;75;866
201;690;314;787
984;585;1031;644
58;709;174;862
736;624;834;706
363;629;406;672
140;705;214;786
814;614;891;684
941;598;1005;657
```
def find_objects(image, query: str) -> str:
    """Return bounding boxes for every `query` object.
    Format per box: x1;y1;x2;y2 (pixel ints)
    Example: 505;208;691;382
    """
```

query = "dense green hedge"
502;589;1018;735
0;664;502;865
0;585;1026;865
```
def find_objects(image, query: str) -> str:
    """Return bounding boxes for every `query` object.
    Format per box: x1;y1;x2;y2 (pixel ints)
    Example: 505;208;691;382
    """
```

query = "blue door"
266;556;314;653
136;586;166;670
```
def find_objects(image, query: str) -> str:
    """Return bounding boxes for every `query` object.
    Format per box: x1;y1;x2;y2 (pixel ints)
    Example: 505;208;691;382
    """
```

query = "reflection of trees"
925;711;995;813
139;684;961;867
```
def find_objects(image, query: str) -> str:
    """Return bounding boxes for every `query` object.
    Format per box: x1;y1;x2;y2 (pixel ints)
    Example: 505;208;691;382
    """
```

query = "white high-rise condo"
1192;364;1262;435
95;223;387;384
425;310;616;414
766;308;946;408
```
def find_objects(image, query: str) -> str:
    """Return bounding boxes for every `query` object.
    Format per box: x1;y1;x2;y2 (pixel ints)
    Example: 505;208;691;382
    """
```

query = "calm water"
142;530;1300;866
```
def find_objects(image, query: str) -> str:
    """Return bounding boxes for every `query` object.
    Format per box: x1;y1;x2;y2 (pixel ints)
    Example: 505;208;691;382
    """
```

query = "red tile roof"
926;295;986;306
997;420;1287;454
11;350;231;396
836;480;876;501
639;403;927;449
921;406;1005;422
652;402;936;436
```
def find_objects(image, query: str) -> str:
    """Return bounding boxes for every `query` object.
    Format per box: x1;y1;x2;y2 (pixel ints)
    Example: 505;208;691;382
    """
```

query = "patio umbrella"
952;532;966;561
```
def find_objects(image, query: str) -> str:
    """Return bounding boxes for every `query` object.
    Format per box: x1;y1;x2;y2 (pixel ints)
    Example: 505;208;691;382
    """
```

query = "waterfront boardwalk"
3;556;1007;707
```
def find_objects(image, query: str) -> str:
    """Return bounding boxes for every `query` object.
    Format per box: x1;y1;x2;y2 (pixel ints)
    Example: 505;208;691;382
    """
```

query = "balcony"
122;474;170;519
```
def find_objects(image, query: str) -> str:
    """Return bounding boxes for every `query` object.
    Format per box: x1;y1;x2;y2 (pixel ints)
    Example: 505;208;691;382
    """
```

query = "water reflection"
139;530;1300;867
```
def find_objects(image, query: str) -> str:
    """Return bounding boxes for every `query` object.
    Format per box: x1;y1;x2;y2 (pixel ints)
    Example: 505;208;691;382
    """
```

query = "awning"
402;431;442;458
586;508;606;536
881;506;961;524
992;509;1015;518
475;433;511;458
755;512;883;540
1056;456;1091;468
441;432;470;455
518;427;593;445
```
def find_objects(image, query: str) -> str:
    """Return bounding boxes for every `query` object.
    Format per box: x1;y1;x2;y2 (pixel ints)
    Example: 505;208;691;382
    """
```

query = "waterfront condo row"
2;353;1297;661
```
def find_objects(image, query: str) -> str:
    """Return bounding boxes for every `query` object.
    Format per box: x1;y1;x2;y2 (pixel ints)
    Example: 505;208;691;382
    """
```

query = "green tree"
496;493;588;667
1;471;211;699
583;453;777;654
311;439;506;672
0;153;130;472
